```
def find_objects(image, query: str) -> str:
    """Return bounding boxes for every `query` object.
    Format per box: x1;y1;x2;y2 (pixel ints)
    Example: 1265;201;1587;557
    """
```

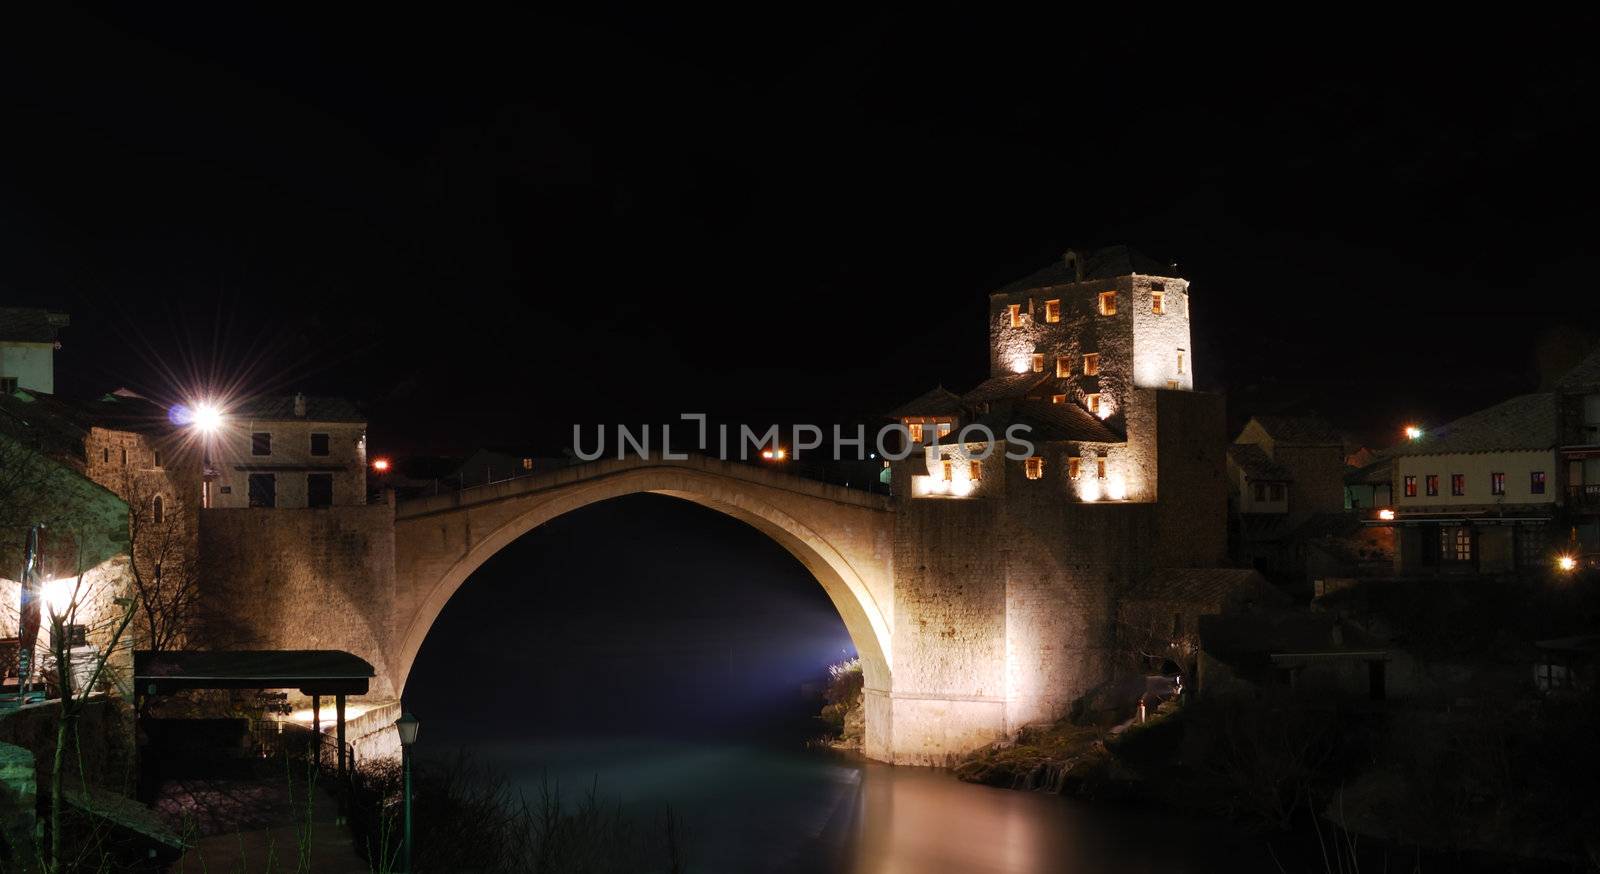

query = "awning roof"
135;650;374;696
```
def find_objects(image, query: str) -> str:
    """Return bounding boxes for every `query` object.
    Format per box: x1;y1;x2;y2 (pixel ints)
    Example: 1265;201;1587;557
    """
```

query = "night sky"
5;10;1600;734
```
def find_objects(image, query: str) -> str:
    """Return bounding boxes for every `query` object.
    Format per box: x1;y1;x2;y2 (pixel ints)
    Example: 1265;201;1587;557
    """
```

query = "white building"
208;394;368;509
0;307;69;394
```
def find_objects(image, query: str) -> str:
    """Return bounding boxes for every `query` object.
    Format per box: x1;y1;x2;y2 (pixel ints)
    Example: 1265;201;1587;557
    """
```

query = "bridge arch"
390;458;895;742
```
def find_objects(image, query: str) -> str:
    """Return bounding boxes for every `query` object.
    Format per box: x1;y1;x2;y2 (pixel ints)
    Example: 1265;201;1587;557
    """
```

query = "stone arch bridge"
202;450;1208;765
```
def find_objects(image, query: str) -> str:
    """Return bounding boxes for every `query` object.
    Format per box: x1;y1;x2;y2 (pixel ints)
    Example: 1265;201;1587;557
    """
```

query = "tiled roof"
1123;567;1290;611
231;395;365;423
961;371;1053;404
1248;415;1343;447
0;307;69;343
995;245;1180;294
1557;346;1600;392
1391;392;1559;456
1228;443;1293;481
887;386;965;419
1344;458;1392;485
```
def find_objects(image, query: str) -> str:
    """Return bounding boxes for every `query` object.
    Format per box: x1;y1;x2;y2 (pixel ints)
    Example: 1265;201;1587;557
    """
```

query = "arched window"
153;495;164;526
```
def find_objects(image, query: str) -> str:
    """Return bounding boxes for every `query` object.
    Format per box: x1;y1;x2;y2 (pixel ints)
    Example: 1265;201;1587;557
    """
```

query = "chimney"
1063;249;1084;283
293;393;307;417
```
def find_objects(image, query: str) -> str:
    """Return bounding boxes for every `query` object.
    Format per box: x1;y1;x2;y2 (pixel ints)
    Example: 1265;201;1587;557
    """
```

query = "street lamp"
395;711;419;873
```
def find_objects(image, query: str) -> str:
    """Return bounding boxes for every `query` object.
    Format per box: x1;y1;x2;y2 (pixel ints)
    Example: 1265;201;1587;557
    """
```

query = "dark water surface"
424;737;1277;874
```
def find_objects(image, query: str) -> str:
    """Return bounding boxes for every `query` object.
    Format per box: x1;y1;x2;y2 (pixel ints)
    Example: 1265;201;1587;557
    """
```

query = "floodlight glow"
1558;554;1578;573
1378;509;1395;521
190;403;223;433
41;578;75;618
372;458;392;473
1404;425;1423;441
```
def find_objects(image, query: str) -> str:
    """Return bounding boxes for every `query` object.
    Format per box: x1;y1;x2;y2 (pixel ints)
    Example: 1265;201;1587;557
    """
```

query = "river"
422;736;1277;874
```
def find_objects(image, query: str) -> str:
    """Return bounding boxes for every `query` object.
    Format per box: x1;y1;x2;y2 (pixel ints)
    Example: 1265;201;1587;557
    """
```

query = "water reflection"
444;738;1271;874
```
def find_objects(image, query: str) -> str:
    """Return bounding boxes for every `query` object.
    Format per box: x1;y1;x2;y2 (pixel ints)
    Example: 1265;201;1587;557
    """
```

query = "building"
882;245;1228;730
1387;392;1560;574
1557;347;1600;558
0;307;69;395
208;394;368;509
1230;416;1347;514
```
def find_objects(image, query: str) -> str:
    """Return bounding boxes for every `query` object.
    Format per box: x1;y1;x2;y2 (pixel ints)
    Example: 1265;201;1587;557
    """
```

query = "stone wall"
209;419;367;509
1150;389;1229;567
198;503;398;698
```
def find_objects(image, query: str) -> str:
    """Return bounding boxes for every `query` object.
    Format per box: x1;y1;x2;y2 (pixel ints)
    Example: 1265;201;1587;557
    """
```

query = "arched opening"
406;494;860;738
391;463;894;752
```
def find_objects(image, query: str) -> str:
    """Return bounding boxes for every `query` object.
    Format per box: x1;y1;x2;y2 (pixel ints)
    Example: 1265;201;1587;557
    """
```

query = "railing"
1569;484;1600;509
415;456;892;501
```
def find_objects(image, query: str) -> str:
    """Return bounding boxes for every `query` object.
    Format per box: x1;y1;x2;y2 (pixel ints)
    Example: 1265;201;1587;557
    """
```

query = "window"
120;448;128;466
1008;304;1023;328
1490;472;1505;495
0;376;15;394
1031;353;1045;373
942;460;954;481
908;423;924;443
1045;299;1060;323
310;433;330;457
936;422;953;439
152;495;164;526
1068;457;1081;479
1096;458;1107;479
307;473;334;508
1531;471;1546;494
1086;393;1101;415
1269;483;1285;501
1442;526;1472;561
1056;356;1071;378
1051;393;1067;405
1404;475;1417;497
522;457;534;470
1083;353;1100;376
969;461;982;481
1176;352;1185;374
1150;281;1165;292
1025;457;1044;480
251;432;272;456
1151;292;1165;314
153;451;162;468
1098;291;1117;316
248;473;276;508
1536;661;1572;693
1254;482;1267;501
1426;475;1439;496
102;447;109;464
1451;474;1465;496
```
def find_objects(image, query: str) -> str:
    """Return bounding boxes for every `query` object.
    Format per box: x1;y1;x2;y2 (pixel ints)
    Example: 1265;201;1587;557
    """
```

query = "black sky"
3;8;1598;451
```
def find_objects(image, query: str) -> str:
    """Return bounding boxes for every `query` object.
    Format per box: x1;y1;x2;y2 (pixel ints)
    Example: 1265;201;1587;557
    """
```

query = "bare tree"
120;470;199;655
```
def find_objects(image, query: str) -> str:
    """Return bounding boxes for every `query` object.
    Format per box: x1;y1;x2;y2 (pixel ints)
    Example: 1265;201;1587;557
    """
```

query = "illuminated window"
1096;458;1107;479
1531;471;1546;494
1031;353;1045;373
1086;393;1101;415
1490;472;1505;495
1045;299;1061;322
1451;474;1465;496
937;422;953;438
522;457;534;470
1068;457;1080;479
1056;356;1071;377
152;495;164;526
1151;292;1165;314
310;432;330;457
1404;475;1417;497
1098;291;1117;316
1025;457;1044;480
1083;353;1100;376
251;432;272;456
970;461;983;481
1176;352;1185;374
1442;526;1472;561
908;423;924;443
942;460;954;481
1051;393;1067;405
1008;304;1023;328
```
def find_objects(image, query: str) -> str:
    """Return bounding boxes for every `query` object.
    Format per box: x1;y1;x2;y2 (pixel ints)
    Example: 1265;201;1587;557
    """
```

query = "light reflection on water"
436;737;1272;874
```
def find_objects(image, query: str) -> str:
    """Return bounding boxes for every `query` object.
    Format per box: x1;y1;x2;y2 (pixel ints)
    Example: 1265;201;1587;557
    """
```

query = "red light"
372;458;391;473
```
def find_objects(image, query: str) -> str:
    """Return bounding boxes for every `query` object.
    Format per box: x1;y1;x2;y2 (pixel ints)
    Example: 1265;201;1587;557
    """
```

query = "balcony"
1569;484;1600;509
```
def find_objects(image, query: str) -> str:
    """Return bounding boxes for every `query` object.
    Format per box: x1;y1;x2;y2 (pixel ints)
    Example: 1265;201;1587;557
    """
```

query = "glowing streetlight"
191;403;223;433
395;711;420;873
1378;508;1396;521
372;458;392;473
1557;554;1578;573
41;578;75;619
1404;425;1423;441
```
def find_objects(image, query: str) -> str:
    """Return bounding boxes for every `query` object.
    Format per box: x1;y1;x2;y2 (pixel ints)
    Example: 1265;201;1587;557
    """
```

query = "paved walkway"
161;777;370;873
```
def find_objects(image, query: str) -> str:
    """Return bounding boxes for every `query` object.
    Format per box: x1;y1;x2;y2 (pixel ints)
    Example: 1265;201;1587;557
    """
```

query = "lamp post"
395;711;419;873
